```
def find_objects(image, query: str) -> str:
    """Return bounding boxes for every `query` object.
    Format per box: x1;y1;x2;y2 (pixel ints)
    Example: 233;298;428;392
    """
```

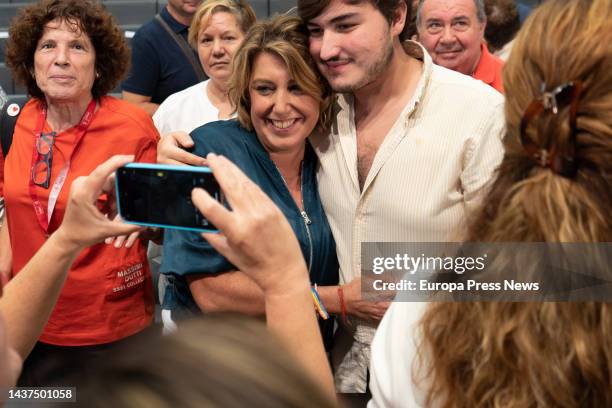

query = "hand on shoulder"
157;131;207;166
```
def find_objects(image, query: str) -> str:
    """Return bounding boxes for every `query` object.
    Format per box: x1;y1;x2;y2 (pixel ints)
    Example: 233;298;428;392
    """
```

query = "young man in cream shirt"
298;0;504;392
157;0;505;393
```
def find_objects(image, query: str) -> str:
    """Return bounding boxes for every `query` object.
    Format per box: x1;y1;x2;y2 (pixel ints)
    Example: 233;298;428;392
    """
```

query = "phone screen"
116;164;221;232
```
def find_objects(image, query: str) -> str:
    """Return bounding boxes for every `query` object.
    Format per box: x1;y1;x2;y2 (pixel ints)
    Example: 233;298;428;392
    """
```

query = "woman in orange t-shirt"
1;0;158;385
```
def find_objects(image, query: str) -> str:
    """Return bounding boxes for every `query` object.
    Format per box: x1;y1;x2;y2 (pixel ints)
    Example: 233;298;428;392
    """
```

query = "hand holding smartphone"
115;163;222;232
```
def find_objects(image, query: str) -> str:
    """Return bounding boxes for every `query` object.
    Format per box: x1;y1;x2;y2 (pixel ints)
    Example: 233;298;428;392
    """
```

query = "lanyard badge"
29;98;97;233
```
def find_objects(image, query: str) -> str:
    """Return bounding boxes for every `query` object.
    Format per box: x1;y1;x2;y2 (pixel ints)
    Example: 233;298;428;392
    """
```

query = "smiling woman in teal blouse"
160;15;338;341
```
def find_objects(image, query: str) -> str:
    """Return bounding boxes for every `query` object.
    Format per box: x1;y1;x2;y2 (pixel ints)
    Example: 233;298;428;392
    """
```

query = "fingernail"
192;187;210;200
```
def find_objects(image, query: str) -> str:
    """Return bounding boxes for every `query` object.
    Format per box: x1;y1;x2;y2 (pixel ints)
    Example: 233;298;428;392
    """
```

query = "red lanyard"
29;98;97;234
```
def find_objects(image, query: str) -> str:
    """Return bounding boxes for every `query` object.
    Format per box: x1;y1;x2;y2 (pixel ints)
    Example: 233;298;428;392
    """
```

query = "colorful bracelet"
311;284;329;320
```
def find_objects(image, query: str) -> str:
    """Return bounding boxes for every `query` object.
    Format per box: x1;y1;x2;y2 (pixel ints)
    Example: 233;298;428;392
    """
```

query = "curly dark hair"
5;0;129;99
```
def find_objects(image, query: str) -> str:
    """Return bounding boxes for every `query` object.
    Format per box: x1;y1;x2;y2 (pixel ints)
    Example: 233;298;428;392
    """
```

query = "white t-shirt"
368;302;429;408
153;79;223;135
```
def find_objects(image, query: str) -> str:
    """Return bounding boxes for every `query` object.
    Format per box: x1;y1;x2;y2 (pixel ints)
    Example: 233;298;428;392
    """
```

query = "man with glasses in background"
416;0;505;92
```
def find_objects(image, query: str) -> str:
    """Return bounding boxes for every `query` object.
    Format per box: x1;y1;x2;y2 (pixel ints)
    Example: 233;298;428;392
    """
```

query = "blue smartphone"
115;163;222;232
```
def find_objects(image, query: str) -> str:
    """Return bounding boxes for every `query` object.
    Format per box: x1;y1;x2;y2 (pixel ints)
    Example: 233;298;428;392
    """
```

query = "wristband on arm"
311;284;329;320
337;286;348;325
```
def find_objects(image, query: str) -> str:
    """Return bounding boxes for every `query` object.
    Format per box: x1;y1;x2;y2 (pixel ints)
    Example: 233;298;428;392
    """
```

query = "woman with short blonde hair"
228;15;334;132
187;0;256;48
153;0;257;134
160;15;339;350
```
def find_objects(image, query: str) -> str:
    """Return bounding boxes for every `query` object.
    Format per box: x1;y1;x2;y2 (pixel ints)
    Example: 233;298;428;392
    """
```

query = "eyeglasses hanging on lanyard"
31;130;57;189
29;98;96;234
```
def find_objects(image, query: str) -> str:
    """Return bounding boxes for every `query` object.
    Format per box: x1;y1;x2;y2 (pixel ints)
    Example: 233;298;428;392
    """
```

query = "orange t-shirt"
0;147;4;197
1;96;159;346
473;43;505;93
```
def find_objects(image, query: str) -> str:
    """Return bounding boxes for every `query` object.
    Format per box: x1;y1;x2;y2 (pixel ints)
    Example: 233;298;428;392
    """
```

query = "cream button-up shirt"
310;41;505;391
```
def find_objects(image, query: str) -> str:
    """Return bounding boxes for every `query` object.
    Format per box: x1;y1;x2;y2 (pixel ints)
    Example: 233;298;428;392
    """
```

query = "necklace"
274;161;304;209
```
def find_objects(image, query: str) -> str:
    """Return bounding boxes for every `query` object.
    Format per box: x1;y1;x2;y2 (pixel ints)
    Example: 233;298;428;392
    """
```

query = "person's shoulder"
477;48;505;83
192;119;249;140
429;65;504;106
99;96;158;139
102;96;149;119
17;98;40;118
11;98;41;132
159;81;206;109
191;120;251;153
489;52;505;70
132;16;161;39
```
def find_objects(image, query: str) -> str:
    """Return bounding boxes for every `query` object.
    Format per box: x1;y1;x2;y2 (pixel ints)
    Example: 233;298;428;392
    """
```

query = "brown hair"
188;0;257;49
484;0;520;52
52;316;337;408
5;0;129;100
228;14;334;132
298;0;412;41
418;0;612;406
